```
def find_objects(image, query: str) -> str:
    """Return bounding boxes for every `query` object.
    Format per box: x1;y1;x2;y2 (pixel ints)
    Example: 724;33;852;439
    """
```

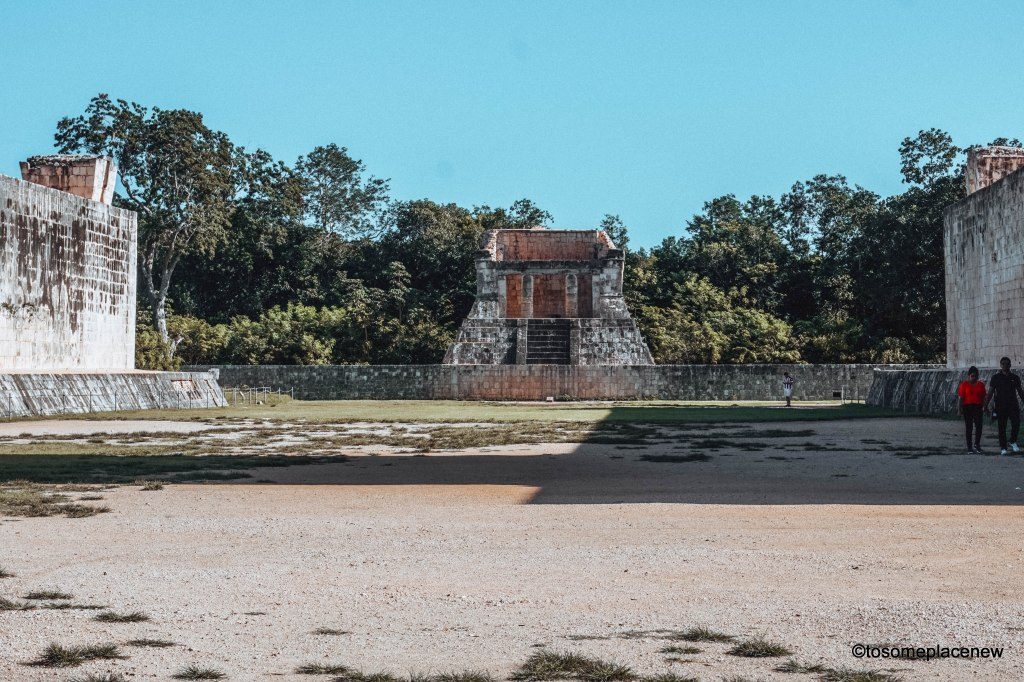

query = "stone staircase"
526;319;571;364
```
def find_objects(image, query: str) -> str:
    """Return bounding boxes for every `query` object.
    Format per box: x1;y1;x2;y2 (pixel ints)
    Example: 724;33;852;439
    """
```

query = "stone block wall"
866;367;1017;414
189;363;936;401
944;166;1024;367
0;174;137;371
0;371;226;418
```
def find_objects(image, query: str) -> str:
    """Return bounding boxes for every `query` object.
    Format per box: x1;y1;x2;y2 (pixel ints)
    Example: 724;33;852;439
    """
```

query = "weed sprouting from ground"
821;670;903;682
70;674;128;682
172;665;228;680
94;610;150;623
511;650;636;682
24;589;72;600
297;662;352;674
0;566;14;578
775;659;828;674
125;638;176;648
668;626;734;643
638;675;699;682
311;627;350;635
42;602;107;610
639;454;712;463
428;673;496;682
27;642;125;668
138;480;164;490
0;596;35;610
728;637;793;657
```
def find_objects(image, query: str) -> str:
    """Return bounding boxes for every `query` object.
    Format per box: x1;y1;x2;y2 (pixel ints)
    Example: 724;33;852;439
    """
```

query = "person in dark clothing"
985;357;1024;455
957;366;985;453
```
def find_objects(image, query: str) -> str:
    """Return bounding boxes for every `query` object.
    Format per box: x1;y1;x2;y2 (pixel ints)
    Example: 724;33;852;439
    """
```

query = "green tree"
55;94;240;344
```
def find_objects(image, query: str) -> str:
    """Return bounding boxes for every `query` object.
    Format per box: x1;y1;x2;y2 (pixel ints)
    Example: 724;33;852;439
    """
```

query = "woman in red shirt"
957;366;986;454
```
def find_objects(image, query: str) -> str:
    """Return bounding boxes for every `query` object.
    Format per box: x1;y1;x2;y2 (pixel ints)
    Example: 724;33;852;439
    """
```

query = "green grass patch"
22;399;898;425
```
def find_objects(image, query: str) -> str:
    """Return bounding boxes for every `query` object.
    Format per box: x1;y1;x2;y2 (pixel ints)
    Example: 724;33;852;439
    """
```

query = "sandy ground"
2;417;1023;681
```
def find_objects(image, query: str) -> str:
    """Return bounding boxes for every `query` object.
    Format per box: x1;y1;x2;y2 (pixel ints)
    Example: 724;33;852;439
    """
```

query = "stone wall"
0;371;226;418
0;174;137;371
945;165;1024;368
189;363;937;401
866;367;1019;414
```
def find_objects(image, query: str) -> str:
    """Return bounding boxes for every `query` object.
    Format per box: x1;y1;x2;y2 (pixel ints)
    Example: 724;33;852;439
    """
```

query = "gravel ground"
1;416;1022;681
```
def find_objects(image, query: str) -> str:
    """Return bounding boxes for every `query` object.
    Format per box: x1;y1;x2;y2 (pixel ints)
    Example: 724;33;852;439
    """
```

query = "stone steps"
526;320;570;364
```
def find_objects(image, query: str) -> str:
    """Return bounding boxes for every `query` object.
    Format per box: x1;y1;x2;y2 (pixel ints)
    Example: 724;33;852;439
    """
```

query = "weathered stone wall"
866;367;1020;414
0;371;226;418
0;174;137;371
189;363;936;401
945;166;1024;367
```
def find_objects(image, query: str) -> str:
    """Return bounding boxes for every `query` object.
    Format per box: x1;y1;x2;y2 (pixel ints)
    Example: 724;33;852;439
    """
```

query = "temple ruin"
443;228;654;365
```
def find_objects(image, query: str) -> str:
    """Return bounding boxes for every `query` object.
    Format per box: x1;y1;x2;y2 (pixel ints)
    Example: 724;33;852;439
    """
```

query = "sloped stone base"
0;371;226;418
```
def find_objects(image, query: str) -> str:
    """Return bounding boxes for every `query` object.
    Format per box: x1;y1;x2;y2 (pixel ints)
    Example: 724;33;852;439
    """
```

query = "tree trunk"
140;273;170;345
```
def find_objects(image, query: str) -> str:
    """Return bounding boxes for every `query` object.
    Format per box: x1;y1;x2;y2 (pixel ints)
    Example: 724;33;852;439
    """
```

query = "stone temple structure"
443;228;654;365
1;155;224;416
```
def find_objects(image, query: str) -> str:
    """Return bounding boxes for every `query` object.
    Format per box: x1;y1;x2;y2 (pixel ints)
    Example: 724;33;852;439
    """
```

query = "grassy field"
17;397;902;424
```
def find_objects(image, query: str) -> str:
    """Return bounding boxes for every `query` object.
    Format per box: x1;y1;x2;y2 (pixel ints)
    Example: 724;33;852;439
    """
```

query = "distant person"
985;357;1024;456
957;366;985;454
782;372;794;407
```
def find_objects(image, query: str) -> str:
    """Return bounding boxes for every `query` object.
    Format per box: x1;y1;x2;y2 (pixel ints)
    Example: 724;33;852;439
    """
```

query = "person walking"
782;372;794;407
985;357;1024;456
957;366;986;454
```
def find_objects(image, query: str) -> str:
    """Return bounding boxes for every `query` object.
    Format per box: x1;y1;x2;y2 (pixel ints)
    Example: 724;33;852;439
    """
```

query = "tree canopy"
52;98;986;368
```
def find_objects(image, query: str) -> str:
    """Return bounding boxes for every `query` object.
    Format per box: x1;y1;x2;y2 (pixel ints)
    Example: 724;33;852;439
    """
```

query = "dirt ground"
1;414;1023;681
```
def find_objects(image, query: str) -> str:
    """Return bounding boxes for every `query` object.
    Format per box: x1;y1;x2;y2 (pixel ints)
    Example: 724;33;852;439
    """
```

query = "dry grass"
511;650;636;682
24;589;73;600
821;670;903;682
666;626;734;643
658;645;702;655
94;609;150;623
0;482;109;518
311;627;350;635
172;665;228;680
0;566;13;578
727;637;793;658
27;642;126;668
0;596;35;610
297;662;354;674
125;638;176;648
41;602;107;610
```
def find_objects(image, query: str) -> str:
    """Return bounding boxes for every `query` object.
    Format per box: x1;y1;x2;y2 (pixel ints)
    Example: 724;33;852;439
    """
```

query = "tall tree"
295;143;390;238
55;94;240;343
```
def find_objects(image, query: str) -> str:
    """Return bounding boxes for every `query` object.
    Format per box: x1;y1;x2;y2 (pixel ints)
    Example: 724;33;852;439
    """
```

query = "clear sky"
2;1;1022;247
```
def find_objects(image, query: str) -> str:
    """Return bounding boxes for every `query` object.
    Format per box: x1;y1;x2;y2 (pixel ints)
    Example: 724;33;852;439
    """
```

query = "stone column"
565;273;578;318
522;274;534;319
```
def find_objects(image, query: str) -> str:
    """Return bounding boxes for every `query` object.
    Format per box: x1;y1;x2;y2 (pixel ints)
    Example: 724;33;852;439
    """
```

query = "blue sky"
2;0;1022;247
